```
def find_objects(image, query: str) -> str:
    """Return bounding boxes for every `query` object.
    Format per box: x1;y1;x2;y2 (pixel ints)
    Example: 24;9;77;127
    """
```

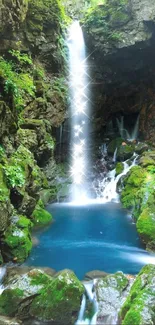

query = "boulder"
0;268;84;325
120;264;155;325
96;272;133;323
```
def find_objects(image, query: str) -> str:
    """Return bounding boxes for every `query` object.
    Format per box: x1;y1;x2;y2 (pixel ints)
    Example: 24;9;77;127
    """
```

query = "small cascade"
116;115;139;141
130;115;140;140
112;147;117;162
0;267;6;294
96;154;138;203
75;280;98;325
59;124;63;157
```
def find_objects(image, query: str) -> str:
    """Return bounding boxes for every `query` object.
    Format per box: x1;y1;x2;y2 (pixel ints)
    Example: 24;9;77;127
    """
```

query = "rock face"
82;0;155;144
0;268;84;325
120;151;155;250
0;0;68;263
96;272;133;323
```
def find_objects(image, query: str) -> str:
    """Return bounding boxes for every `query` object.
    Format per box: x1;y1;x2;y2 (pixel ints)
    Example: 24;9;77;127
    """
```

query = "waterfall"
116;115;139;141
68;21;90;202
59;124;63;158
75;280;98;325
96;154;138;203
112;148;117;162
0;267;6;294
130;115;140;140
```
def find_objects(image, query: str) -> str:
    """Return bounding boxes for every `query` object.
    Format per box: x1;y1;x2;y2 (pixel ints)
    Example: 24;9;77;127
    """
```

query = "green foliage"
3;164;25;188
0;56;35;110
8;50;33;66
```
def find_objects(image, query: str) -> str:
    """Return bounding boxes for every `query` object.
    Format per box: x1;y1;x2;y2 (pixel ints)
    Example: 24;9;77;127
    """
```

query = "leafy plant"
8;50;33;66
0;56;35;110
3;164;25;188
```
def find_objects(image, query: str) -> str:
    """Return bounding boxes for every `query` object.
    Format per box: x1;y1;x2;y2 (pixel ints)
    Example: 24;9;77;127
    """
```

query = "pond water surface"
27;202;154;279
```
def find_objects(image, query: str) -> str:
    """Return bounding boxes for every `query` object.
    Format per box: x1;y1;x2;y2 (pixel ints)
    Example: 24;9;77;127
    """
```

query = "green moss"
83;0;130;41
3;225;32;263
16;215;33;230
0;56;35;111
120;264;155;325
0;165;10;202
29;270;52;286
0;288;24;316
122;309;141;325
137;207;155;243
108;137;123;155
31;203;53;227
3;163;26;188
116;162;124;175
30;270;84;323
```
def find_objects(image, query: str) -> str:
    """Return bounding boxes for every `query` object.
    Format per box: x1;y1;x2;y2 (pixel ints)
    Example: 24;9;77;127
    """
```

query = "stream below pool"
27;202;154;280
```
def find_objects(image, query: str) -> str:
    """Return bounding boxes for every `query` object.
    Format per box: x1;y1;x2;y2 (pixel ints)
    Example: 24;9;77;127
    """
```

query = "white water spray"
76;280;98;325
0;267;6;294
68;21;90;202
96;154;138;203
116;116;139;141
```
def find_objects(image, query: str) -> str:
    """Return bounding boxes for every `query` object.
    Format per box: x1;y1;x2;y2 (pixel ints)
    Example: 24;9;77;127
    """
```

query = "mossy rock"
29;269;84;324
2;224;32;263
121;166;145;209
120;265;155;325
117;144;135;161
107;137;123;155
31;202;53;227
0;288;24;317
96;272;129;321
139;151;155;167
116;162;124;176
137;207;155;246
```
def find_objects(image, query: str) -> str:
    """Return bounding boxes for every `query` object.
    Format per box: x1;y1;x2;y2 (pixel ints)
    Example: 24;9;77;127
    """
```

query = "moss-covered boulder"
137;195;155;250
121;166;146;209
2;215;33;263
31;201;53;227
120;264;155;325
0;268;84;325
96;272;131;321
0;268;53;317
29;269;84;324
120;153;155;249
107;138;134;161
139;151;155;167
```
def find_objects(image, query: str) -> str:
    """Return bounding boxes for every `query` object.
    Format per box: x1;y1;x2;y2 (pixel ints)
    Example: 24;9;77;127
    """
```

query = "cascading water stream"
68;21;90;202
95;153;138;203
0;267;6;294
116;115;140;141
76;280;98;325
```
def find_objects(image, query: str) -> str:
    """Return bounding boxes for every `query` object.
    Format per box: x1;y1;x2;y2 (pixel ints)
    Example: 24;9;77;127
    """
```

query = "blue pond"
27;202;154;279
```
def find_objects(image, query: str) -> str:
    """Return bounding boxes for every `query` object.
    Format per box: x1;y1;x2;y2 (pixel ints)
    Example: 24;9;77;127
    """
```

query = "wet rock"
84;270;109;280
0;268;84;325
29;269;84;324
96;272;133;323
